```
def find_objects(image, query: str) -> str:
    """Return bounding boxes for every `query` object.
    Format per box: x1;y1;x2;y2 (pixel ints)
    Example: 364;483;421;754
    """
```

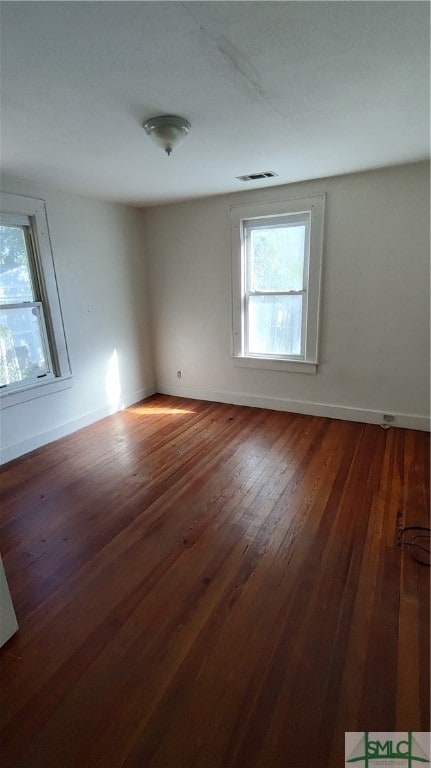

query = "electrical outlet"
177;370;182;379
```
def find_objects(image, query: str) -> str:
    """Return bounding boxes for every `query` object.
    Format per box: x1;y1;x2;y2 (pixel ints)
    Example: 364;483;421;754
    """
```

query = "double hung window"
0;193;71;406
230;195;325;373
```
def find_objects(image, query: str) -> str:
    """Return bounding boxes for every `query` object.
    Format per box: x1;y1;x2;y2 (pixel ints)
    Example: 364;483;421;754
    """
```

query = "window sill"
233;356;317;374
0;375;73;409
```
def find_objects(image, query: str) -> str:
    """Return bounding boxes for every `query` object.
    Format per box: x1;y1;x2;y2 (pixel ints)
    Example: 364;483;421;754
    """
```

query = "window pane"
0;226;34;304
247;294;302;356
249;225;305;292
0;306;49;386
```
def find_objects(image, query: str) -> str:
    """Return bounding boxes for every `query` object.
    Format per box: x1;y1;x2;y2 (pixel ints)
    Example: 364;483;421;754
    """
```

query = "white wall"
143;162;430;430
0;177;155;462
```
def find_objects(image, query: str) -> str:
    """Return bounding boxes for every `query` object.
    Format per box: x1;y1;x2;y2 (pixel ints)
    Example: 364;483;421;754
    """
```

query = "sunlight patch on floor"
128;405;195;416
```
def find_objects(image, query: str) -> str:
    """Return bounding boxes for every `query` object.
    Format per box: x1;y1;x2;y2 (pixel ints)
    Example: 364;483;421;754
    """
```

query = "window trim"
0;192;72;408
230;194;325;373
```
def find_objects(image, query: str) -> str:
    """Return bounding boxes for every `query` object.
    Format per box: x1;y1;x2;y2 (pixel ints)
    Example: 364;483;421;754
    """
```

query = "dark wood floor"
0;395;429;768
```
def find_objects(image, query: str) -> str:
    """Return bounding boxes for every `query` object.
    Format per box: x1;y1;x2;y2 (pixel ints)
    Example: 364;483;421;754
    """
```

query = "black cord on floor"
399;526;430;566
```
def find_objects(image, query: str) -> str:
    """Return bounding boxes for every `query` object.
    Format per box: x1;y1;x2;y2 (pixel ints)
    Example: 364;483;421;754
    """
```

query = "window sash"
0;223;40;305
242;214;310;360
0;301;54;390
244;293;306;359
0;212;30;228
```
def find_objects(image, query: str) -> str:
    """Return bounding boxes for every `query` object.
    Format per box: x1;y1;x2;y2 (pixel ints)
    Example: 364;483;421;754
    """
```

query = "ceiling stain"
181;2;288;120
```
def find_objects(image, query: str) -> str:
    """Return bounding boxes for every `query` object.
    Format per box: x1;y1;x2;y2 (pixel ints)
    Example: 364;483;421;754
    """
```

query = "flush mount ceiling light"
143;115;191;156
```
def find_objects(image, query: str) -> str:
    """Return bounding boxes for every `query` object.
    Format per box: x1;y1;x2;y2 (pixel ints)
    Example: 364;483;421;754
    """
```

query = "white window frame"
0;192;72;408
230;194;325;374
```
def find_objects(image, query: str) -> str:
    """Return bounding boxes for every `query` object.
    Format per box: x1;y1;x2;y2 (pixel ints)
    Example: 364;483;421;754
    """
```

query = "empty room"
0;2;429;767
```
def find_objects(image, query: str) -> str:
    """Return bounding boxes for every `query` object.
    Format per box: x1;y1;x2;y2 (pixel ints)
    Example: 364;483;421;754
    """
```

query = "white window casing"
230;194;325;374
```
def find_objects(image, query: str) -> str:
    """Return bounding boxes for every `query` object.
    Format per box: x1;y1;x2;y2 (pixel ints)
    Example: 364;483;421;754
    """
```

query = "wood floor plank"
0;395;429;768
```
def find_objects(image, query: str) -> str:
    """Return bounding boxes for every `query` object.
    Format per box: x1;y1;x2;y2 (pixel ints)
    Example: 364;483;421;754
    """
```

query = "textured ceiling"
0;1;429;205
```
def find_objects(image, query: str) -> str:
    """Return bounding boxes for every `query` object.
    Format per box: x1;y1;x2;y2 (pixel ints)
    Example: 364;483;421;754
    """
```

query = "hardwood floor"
0;395;429;768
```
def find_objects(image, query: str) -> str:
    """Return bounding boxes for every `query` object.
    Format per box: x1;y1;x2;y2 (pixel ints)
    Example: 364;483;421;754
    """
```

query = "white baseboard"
3;381;428;465
0;384;156;464
156;383;430;432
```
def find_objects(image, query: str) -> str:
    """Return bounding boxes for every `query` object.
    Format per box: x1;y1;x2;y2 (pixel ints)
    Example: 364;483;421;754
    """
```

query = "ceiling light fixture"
143;115;191;156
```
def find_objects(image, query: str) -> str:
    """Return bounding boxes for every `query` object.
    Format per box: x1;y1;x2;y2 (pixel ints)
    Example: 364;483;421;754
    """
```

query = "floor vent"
236;171;278;182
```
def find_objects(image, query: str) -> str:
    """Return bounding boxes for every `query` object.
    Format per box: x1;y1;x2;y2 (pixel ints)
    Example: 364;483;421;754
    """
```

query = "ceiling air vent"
236;171;278;182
